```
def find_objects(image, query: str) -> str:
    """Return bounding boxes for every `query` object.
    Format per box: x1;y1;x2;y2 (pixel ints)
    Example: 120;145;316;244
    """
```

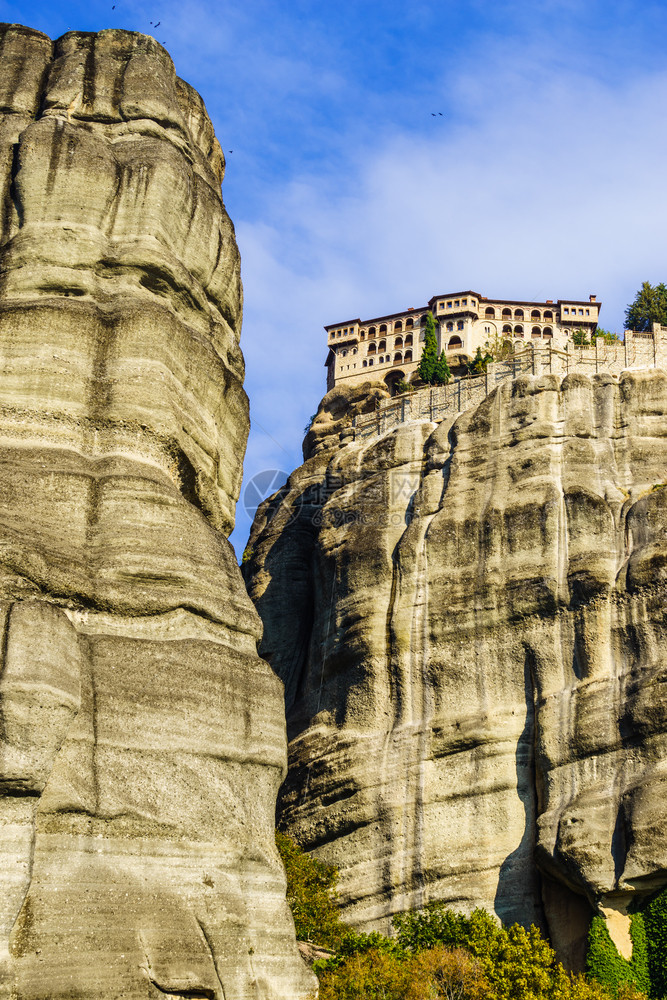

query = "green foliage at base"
586;913;650;998
644;887;667;999
394;904;613;1000
276;832;640;1000
275;830;346;949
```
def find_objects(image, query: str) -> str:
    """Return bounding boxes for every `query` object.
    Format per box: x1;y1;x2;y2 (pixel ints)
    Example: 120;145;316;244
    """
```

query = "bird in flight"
155;21;161;26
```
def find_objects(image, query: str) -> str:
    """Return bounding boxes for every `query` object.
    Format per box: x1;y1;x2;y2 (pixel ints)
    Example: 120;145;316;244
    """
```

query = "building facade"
325;290;601;391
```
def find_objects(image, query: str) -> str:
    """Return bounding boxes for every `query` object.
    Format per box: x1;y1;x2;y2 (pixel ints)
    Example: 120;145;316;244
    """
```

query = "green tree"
433;348;452;385
468;345;493;374
275;830;346;948
573;328;591;346
625;281;667;332
393;904;619;1000
592;328;621;344
418;314;451;385
484;330;514;361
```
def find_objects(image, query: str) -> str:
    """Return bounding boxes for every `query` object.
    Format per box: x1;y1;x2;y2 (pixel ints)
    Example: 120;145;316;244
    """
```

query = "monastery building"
325;290;600;392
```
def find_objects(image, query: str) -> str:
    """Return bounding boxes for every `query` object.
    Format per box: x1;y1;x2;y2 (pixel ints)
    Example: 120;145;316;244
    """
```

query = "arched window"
368;343;376;354
368;326;376;338
405;334;413;346
362;359;367;367
446;322;454;332
448;336;463;349
531;326;541;338
379;324;387;333
377;340;386;352
406;318;414;329
543;327;553;338
456;320;464;330
360;330;365;340
368;358;374;366
514;325;523;335
515;309;524;319
544;310;553;320
502;324;512;334
502;308;512;319
395;336;403;348
531;309;540;320
394;320;402;331
420;315;428;326
485;307;495;318
404;350;412;362
394;352;402;362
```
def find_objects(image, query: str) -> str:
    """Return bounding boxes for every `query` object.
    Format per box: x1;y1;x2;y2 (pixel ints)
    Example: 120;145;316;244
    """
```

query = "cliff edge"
244;370;667;970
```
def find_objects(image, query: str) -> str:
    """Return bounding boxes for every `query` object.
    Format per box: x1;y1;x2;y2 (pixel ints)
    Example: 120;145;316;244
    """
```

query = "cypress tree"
417;313;451;384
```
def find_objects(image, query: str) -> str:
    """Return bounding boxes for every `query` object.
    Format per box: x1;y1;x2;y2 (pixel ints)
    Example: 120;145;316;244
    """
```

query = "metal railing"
352;333;666;442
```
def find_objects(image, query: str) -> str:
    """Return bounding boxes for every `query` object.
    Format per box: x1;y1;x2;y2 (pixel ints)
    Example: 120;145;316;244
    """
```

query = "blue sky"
3;0;667;552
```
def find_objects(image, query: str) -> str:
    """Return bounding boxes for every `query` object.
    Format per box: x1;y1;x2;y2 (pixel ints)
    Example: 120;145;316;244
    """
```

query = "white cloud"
230;58;667;552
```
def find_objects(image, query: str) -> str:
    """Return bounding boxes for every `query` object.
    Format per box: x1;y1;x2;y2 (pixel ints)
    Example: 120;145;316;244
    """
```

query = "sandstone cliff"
244;371;667;969
0;24;314;999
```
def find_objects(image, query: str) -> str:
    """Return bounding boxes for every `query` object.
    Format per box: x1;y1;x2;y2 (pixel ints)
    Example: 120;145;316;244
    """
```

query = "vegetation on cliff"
277;831;665;999
625;281;667;332
417;313;451;384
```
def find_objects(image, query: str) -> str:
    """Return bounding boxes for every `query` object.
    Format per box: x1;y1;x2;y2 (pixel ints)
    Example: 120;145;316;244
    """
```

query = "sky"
3;0;667;553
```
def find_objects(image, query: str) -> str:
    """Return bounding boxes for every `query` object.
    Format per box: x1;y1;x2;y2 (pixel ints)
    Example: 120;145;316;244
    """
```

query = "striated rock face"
244;370;667;969
0;24;314;1000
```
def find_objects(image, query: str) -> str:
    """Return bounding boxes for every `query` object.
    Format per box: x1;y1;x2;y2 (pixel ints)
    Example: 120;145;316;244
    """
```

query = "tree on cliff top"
625;281;667;332
417;313;451;385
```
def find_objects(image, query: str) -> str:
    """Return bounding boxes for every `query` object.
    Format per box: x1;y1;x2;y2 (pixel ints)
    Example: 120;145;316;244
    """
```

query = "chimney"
589;295;597;302
546;299;553;304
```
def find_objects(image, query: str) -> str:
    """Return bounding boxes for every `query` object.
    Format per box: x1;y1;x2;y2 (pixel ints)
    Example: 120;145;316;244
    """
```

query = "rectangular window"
447;302;452;309
564;308;569;314
439;302;445;310
454;300;460;307
462;298;467;305
579;309;583;315
585;309;590;316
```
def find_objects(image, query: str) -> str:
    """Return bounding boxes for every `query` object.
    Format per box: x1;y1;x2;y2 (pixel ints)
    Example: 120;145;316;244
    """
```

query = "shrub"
643;886;667;999
395;904;621;1000
406;945;488;1000
586;913;650;998
316;947;411;1000
275;830;346;948
274;843;622;1000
